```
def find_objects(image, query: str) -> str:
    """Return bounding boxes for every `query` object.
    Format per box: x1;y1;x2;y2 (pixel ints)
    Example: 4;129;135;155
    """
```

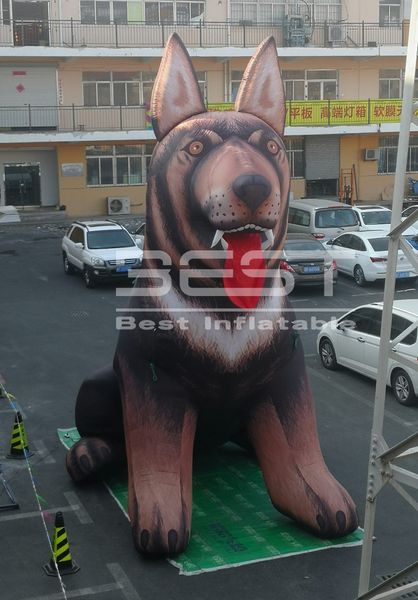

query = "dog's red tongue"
223;232;266;309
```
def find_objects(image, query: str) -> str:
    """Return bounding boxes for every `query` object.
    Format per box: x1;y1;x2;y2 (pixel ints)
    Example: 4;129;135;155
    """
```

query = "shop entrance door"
4;164;41;206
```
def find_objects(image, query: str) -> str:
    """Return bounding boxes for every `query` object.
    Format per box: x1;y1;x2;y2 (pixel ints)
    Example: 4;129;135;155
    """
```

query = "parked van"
287;198;359;241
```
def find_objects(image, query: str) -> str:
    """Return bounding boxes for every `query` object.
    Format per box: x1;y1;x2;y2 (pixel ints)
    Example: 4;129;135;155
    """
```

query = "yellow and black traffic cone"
7;412;34;459
43;511;80;576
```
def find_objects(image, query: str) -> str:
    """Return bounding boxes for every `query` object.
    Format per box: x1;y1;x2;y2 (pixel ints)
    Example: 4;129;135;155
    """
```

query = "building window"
379;69;401;98
379;0;401;26
83;72;156;107
283;70;305;101
176;1;205;23
230;1;340;24
80;1;128;24
229;69;243;102
379;69;418;99
144;1;204;24
230;2;257;23
285;137;305;178
194;70;207;103
306;70;337;100
283;70;338;100
86;144;154;186
231;1;285;24
1;0;11;24
311;2;341;23
378;135;418;174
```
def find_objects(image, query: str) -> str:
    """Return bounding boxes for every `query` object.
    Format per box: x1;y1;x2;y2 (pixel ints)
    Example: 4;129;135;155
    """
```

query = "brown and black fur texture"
66;34;358;556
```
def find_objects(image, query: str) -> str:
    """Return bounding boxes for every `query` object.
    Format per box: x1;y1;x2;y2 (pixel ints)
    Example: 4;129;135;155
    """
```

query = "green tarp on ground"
58;427;362;575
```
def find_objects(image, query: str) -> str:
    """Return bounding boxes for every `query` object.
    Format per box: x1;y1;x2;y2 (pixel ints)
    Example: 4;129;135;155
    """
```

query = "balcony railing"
0;19;409;49
0;100;409;134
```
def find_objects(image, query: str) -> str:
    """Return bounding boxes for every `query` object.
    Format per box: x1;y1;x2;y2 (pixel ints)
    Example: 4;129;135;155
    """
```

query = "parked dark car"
280;233;337;287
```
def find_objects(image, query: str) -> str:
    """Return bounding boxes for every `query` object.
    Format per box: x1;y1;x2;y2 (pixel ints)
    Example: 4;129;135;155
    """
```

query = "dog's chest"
154;288;284;373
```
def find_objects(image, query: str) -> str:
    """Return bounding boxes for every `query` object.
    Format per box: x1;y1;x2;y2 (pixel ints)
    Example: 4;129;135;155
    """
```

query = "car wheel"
83;267;96;289
391;369;417;406
319;337;339;370
353;264;366;287
63;253;75;275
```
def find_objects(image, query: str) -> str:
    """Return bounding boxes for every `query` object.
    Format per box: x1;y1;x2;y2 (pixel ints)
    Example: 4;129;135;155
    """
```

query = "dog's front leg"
115;354;196;555
247;340;358;538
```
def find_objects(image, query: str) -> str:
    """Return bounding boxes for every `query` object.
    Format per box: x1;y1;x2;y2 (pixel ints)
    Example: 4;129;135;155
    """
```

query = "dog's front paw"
66;437;114;483
272;464;359;539
130;497;190;555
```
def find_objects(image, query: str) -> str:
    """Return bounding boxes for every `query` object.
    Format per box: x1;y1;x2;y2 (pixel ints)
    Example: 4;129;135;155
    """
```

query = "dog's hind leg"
66;365;125;483
247;341;358;538
115;354;197;556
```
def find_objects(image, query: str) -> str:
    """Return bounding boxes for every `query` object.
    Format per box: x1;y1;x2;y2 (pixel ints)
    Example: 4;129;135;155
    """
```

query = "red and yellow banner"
207;100;404;127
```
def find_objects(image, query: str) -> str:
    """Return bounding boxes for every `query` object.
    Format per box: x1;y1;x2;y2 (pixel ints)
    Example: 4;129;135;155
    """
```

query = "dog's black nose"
232;174;271;211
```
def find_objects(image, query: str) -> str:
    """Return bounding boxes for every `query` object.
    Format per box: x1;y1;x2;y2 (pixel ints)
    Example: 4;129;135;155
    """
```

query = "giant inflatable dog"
66;34;358;555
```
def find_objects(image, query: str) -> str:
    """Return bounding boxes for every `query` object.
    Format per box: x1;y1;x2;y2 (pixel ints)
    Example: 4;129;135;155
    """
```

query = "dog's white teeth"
263;229;274;249
211;229;225;248
221;238;229;250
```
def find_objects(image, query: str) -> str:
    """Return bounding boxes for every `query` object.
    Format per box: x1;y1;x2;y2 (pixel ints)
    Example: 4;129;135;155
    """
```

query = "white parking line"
107;563;142;600
334;279;357;290
64;491;93;525
20;583;123;600
308;367;417;431
33;440;56;464
0;504;76;522
351;292;380;297
19;564;141;600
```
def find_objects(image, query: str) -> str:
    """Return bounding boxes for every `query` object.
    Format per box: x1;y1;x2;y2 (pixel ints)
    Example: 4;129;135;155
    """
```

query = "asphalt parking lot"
1;223;418;600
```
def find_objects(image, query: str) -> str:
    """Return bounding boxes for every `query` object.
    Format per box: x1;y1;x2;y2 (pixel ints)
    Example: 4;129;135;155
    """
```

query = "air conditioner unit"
363;148;380;161
107;197;131;215
327;24;346;43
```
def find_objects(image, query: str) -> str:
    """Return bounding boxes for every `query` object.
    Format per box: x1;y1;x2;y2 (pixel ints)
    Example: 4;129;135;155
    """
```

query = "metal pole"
357;0;418;595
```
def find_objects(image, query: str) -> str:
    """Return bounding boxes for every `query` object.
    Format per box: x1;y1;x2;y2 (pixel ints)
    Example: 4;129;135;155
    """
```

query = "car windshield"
405;234;418;249
315;208;358;228
368;237;389;252
362;211;391;225
87;230;135;249
284;240;324;253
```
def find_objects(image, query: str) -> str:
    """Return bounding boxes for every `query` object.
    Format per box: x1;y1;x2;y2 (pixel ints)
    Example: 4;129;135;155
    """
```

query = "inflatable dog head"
145;34;290;307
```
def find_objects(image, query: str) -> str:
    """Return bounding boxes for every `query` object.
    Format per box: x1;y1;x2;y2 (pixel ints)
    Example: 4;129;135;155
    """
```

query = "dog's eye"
266;140;279;155
188;141;204;156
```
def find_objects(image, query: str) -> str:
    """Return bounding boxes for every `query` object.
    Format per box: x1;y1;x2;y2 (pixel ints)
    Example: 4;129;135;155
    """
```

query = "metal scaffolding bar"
357;0;418;597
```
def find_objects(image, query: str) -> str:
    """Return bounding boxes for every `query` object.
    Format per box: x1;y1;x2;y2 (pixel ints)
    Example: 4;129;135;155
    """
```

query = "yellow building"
0;0;416;216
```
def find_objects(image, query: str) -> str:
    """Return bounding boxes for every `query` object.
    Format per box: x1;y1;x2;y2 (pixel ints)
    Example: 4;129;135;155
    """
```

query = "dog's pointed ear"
151;33;206;140
235;37;286;136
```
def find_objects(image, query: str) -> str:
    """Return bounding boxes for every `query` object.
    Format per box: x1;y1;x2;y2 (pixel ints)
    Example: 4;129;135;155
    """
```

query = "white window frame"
284;137;305;179
1;0;11;24
86;144;154;186
379;0;401;26
195;70;207;103
378;135;418;174
83;71;156;107
144;1;205;24
229;68;244;102
80;0;128;24
379;69;418;99
283;70;338;101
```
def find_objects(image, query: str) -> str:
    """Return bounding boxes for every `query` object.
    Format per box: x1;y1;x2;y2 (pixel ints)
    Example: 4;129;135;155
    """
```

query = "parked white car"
352;205;392;230
317;300;418;405
324;230;418;286
352;205;418;244
62;220;143;288
402;204;418;220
